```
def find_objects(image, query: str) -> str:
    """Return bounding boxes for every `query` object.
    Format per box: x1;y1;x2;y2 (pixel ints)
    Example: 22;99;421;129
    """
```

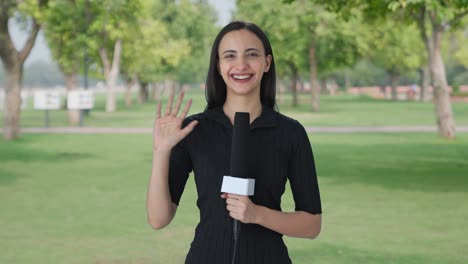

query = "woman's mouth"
231;74;253;80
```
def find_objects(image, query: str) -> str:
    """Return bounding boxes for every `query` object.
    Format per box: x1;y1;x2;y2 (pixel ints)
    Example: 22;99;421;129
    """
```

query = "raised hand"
153;92;198;152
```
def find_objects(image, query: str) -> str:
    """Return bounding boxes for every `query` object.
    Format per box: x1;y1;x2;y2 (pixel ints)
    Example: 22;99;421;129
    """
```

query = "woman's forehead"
218;29;264;53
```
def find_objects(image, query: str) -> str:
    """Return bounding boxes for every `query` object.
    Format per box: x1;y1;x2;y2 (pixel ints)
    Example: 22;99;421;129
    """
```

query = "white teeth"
232;74;252;80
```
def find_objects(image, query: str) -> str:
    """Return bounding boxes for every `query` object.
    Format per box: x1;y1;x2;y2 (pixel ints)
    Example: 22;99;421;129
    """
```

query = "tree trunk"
64;72;80;126
419;64;430;102
430;31;455;139
417;8;455;139
344;69;351;91
99;39;122;113
124;73;137;107
309;40;319;112
3;64;22;139
0;12;41;140
139;82;149;103
389;70;399;101
288;62;298;107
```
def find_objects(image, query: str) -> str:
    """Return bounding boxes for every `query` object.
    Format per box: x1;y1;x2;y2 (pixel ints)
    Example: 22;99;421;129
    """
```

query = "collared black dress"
168;106;322;264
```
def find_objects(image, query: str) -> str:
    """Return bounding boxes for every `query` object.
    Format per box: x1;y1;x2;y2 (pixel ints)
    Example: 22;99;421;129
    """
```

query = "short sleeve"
168;120;193;206
287;122;322;215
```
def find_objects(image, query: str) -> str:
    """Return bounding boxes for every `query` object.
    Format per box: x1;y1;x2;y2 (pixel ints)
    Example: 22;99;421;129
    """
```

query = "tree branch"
18;18;41;64
0;1;17;65
441;9;468;31
416;5;429;47
99;46;111;77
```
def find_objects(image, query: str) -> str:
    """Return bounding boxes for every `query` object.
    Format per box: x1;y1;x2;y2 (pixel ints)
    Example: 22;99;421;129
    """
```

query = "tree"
165;0;218;86
367;19;423;100
44;0;88;125
321;0;468;138
0;0;48;140
121;0;198;102
85;0;142;112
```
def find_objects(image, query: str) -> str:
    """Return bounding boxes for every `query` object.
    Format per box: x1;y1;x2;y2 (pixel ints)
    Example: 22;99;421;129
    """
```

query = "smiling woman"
217;30;271;101
146;21;322;264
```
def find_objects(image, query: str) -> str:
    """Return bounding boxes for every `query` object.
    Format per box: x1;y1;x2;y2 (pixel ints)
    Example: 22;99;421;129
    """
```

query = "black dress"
168;106;322;264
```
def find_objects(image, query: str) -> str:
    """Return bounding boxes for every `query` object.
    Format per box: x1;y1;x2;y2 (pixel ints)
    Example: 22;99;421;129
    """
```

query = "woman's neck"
223;97;262;125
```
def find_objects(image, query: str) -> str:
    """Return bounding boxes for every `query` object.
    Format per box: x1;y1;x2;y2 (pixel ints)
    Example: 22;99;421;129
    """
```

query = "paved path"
2;126;468;134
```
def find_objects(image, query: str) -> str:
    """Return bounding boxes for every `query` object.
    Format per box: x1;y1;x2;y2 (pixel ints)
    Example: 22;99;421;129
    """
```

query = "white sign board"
34;91;62;110
67;90;94;110
0;91;28;110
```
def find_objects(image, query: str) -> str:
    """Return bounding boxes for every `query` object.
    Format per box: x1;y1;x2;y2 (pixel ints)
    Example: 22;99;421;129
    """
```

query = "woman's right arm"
146;93;198;229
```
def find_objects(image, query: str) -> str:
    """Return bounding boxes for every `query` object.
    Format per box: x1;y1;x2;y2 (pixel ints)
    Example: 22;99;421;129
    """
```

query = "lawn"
2;89;468;128
1;133;467;263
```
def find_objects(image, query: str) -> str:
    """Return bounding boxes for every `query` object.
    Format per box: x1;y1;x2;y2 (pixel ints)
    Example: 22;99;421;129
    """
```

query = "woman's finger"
181;99;192;118
180;120;198;138
172;92;184;117
164;95;174;116
156;101;162;119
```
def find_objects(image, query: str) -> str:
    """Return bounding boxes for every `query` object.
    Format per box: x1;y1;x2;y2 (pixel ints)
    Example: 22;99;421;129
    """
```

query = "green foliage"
452;25;468;68
44;0;88;75
366;19;423;77
158;0;218;83
119;0;218;84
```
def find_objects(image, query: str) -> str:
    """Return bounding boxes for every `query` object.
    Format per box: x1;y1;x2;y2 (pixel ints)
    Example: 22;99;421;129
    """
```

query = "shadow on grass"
0;137;95;185
0;168;27;185
290;242;460;264
316;142;468;193
0;147;94;163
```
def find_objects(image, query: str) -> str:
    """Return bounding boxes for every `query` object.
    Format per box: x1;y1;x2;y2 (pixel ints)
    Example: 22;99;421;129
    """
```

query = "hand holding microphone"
221;193;259;224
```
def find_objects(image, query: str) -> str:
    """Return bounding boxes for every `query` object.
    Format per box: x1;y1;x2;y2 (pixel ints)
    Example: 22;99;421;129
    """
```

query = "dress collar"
205;105;277;130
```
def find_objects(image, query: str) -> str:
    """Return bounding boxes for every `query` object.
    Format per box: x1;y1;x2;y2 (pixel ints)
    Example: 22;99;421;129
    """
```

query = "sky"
9;0;235;65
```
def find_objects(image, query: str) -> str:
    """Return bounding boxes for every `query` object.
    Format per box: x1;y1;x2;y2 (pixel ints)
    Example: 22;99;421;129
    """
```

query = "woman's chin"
227;85;260;97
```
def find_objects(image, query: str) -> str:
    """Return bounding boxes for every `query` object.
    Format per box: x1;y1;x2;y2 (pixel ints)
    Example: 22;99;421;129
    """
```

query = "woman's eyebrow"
245;48;261;52
222;50;237;54
222;48;261;54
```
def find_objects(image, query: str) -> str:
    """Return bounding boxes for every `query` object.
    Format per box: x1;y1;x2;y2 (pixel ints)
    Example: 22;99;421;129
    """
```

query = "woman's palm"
153;92;198;151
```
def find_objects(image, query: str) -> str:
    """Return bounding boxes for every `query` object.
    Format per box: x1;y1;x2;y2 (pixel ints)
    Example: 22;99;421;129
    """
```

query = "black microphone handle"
230;112;250;243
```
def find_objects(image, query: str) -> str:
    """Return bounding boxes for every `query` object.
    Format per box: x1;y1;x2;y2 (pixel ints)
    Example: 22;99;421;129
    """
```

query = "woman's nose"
234;56;248;70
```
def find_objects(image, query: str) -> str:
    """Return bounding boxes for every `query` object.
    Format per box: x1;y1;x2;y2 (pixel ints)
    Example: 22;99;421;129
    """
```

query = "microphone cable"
231;220;240;264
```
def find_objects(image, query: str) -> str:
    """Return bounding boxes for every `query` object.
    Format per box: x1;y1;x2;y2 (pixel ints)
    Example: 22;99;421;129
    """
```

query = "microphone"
221;112;255;257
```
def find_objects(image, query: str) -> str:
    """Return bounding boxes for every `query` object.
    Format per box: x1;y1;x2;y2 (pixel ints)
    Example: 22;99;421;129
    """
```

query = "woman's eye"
224;54;235;59
247;53;259;57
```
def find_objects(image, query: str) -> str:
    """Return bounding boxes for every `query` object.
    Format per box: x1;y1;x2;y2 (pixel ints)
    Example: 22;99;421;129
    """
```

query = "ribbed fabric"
168;106;322;264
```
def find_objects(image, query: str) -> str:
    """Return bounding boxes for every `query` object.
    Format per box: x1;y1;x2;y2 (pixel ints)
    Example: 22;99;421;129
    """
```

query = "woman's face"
217;29;271;98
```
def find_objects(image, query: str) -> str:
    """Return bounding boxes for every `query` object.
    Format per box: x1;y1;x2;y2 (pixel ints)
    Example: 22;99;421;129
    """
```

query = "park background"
1;0;468;263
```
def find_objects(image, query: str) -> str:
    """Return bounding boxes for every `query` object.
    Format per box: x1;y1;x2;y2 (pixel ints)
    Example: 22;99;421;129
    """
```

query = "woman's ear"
264;54;272;72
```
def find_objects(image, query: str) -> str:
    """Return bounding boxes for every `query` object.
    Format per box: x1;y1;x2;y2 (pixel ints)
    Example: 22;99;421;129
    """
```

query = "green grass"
1;133;467;263
3;90;468;128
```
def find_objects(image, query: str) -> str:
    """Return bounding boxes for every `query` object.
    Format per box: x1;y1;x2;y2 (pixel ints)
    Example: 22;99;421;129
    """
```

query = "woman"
147;21;322;264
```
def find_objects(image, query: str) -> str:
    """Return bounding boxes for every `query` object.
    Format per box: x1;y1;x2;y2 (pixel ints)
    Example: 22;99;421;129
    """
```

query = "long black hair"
204;21;277;110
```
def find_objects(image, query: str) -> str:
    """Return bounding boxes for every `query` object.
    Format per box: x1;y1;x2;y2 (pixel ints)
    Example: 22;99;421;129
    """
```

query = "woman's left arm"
222;193;321;239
